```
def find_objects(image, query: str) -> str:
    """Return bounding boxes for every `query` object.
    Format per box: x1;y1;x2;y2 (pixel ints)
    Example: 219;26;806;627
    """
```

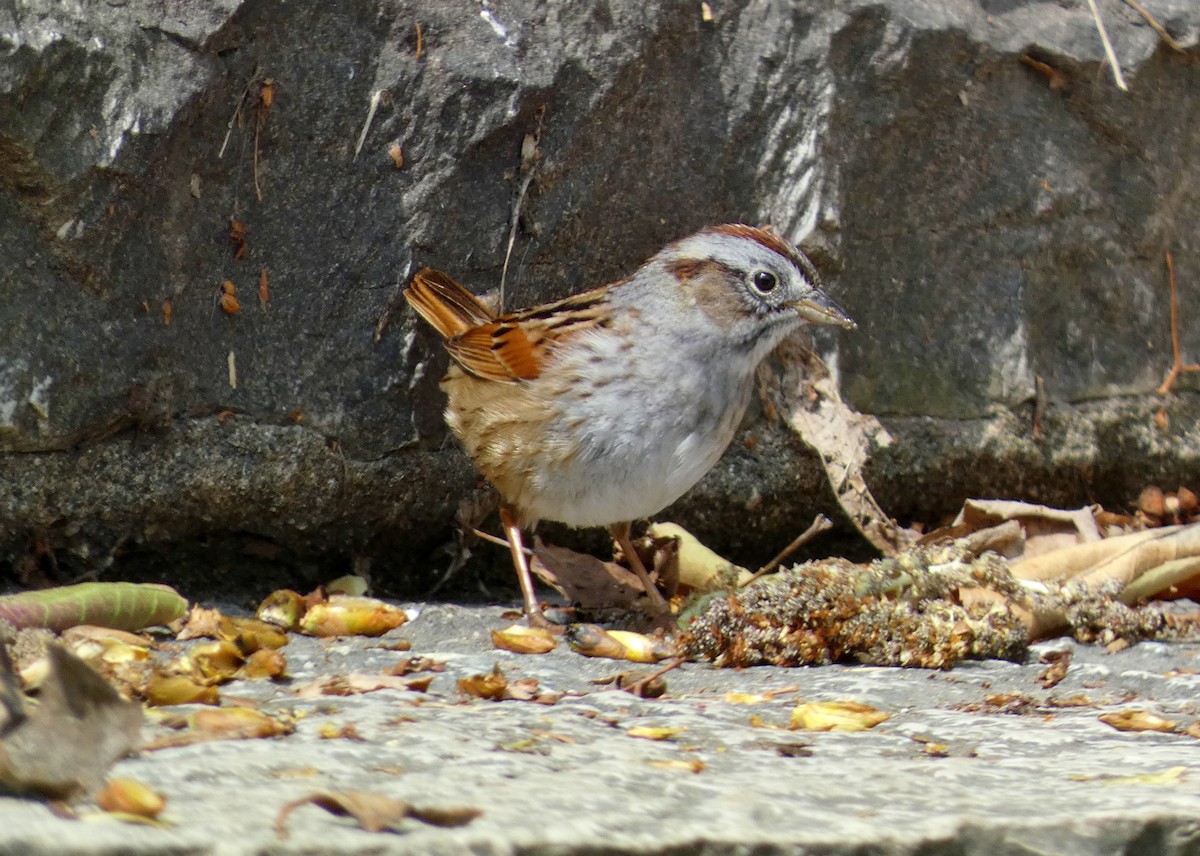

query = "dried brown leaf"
769;339;915;556
144;674;220;707
531;541;644;610
1099;709;1178;734
293;673;433;698
1037;649;1072;689
144;707;292;750
274;790;480;838
457;665;509;701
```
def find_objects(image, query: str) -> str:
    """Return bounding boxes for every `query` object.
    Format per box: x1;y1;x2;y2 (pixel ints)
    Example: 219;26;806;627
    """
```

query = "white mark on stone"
478;1;515;48
28;375;52;424
986;321;1034;405
756;74;834;243
0;359;35;428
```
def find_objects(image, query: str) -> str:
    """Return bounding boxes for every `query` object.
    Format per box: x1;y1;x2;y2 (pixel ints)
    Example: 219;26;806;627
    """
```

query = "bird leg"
609;521;669;612
499;505;550;626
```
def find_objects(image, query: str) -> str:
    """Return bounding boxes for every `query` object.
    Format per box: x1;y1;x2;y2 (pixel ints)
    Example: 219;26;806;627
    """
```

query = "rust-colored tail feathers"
404;268;542;382
403;268;496;340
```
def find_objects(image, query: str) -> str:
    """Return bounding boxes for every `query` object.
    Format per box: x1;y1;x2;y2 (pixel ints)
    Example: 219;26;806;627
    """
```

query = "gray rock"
0;0;1197;590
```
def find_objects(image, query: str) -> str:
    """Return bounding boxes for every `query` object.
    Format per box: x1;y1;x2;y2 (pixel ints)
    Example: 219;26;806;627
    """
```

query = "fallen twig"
1120;0;1185;51
741;515;833;587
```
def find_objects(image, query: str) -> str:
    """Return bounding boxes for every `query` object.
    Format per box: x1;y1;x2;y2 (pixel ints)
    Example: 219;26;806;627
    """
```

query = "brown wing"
446;321;543;382
406;268;614;383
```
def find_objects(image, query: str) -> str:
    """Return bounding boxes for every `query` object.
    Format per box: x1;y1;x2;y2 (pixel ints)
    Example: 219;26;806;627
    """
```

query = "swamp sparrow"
404;224;855;624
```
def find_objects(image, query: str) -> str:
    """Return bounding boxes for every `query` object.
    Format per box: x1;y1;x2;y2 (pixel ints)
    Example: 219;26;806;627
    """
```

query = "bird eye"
751;270;778;294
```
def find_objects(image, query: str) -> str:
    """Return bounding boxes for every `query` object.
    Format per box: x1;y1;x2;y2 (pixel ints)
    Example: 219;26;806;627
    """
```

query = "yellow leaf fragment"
492;624;557;655
566;624;676;663
240;647;288;680
96;779;167;819
325;574;369;597
789;701;890;732
179;640;244;682
256;589;308;630
647;522;752;590
191;707;293;738
646;758;705;773
145;674;220;707
724;692;773;705
627;725;685;741
1100;767;1187;787
1072;767;1188;786
299;596;409;637
748;714;785;730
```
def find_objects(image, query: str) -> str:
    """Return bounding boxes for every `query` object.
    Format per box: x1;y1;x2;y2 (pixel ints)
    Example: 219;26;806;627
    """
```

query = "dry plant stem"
1085;0;1129;91
610;521;670;610
1156;250;1200;394
499;505;550;626
219;75;255;159
499;107;545;310
500;169;535;313
354;89;385;159
1121;0;1185;51
470;527;533;557
741;514;834;587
